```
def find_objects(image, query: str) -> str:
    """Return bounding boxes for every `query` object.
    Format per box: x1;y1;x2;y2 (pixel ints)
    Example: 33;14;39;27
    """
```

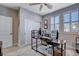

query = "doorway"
0;15;12;48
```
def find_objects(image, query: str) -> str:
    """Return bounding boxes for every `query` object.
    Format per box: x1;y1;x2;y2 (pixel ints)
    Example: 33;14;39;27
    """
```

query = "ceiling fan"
29;3;52;11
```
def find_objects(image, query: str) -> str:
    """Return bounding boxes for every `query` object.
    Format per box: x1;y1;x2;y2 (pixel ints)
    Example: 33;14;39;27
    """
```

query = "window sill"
60;32;79;35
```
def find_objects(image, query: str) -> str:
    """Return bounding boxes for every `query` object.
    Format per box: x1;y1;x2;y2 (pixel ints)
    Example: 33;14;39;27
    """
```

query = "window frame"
63;9;79;32
63;11;71;32
70;9;79;32
50;15;60;31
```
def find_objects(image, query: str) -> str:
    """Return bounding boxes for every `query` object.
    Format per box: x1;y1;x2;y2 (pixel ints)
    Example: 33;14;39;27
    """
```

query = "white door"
25;19;40;45
0;15;12;48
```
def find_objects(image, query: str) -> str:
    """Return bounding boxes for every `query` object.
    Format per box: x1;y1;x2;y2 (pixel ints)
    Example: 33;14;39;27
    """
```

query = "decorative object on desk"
44;19;48;29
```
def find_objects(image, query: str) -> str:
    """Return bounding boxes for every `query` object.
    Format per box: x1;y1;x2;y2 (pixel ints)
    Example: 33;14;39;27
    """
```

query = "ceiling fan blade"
39;4;43;11
29;3;41;5
45;3;52;9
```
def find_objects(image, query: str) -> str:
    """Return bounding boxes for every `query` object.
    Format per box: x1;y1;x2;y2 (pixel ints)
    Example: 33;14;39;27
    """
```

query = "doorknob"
10;33;13;35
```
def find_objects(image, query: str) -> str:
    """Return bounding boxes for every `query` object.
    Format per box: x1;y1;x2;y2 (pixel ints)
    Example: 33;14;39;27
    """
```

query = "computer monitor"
51;30;59;40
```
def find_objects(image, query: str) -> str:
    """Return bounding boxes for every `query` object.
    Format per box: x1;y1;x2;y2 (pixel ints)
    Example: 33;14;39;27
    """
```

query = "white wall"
59;32;77;49
19;8;42;46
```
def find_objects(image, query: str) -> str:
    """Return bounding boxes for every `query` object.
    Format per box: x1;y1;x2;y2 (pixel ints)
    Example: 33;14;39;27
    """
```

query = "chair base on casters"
76;49;79;53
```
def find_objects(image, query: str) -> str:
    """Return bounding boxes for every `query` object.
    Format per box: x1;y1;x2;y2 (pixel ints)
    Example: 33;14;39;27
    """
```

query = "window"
71;22;78;32
63;10;79;32
64;23;70;32
64;13;70;23
55;16;59;30
64;12;70;32
51;15;59;31
51;17;54;31
55;16;59;23
71;11;78;22
71;11;78;32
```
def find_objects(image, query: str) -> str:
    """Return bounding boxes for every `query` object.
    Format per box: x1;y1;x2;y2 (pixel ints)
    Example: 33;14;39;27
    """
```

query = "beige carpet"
2;45;79;56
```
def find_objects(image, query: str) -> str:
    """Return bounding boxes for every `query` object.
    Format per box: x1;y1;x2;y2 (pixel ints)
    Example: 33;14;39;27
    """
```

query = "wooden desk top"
40;36;66;44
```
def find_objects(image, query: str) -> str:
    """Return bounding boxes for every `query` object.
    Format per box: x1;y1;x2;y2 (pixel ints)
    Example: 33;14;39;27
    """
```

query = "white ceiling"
0;3;74;15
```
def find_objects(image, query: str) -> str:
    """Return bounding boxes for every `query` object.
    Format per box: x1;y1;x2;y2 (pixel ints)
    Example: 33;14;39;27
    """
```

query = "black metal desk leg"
36;38;38;51
31;38;33;49
52;45;54;56
61;44;63;56
64;43;66;56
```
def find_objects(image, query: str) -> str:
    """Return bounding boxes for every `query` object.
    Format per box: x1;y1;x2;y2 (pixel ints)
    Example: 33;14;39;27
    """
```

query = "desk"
40;36;66;56
31;35;66;56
